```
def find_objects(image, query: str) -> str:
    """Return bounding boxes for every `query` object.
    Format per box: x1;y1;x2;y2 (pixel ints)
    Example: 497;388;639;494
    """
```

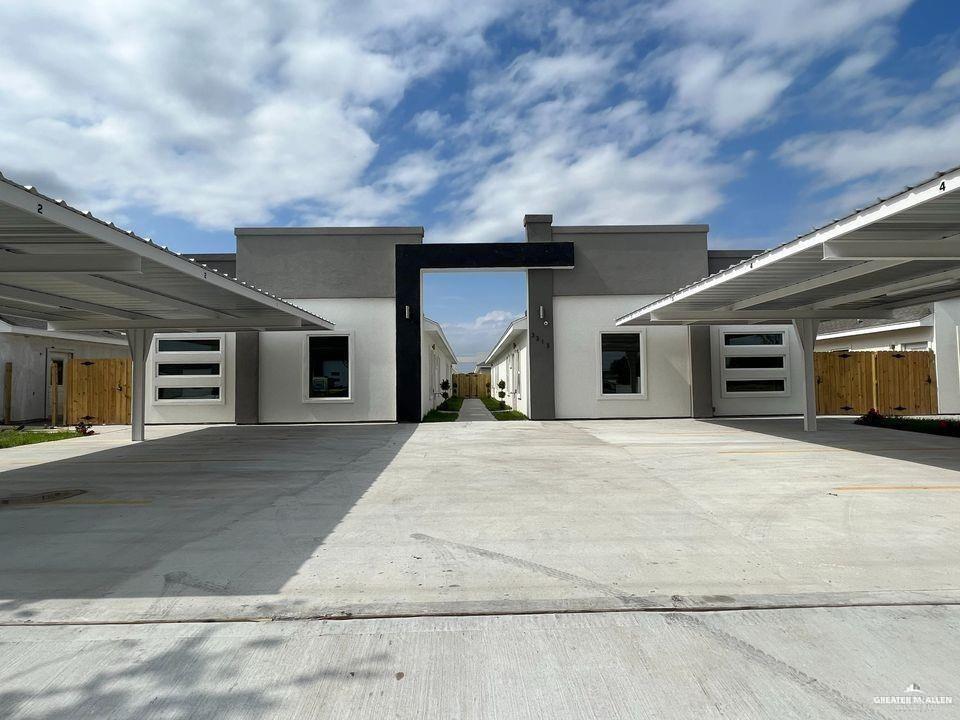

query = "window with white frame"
304;334;352;401
719;330;789;396
598;330;646;397
153;334;224;403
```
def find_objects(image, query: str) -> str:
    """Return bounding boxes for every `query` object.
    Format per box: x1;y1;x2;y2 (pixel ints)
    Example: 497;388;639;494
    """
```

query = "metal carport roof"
0;170;335;441
617;164;960;326
0;172;333;333
615;164;960;432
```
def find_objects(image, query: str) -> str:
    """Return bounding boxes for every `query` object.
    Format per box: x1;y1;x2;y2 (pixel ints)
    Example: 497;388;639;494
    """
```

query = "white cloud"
0;0;518;229
649;0;912;52
777;114;960;187
439;310;523;359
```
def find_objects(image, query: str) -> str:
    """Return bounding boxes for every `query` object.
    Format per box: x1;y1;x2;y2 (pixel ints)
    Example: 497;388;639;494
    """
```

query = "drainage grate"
0;489;87;507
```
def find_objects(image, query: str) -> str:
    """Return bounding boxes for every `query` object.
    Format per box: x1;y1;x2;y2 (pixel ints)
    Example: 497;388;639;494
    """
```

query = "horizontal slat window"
719;328;790;397
724;356;784;369
723;332;783;346
157;362;221;376
157;387;221;400
157;338;221;353
153;333;225;404
726;379;785;393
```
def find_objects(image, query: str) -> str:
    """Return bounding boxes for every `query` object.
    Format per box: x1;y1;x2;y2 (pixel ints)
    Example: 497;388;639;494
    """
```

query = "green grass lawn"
481;396;506;412
0;430;84;450
493;410;528;421
439;396;464;412
422;409;458;422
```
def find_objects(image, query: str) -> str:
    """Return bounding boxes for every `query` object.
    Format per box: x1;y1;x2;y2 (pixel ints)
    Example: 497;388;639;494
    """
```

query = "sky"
1;0;959;365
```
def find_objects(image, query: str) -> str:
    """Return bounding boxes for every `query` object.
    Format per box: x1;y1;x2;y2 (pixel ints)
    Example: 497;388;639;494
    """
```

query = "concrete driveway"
1;418;958;717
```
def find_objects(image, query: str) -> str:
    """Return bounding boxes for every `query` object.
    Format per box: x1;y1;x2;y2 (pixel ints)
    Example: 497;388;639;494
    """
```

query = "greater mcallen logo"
873;683;953;706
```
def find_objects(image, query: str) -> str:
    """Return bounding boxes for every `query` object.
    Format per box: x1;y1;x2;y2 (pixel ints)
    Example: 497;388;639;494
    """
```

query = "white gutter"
0;321;128;346
816;318;931;341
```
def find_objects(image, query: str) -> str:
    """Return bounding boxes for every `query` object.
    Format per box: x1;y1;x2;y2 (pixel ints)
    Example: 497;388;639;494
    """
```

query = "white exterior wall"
553;295;691;419
934;299;960;413
421;329;456;416
146;332;236;424
710;325;804;416
259;298;396;423
488;333;529;416
816;326;932;352
0;333;128;423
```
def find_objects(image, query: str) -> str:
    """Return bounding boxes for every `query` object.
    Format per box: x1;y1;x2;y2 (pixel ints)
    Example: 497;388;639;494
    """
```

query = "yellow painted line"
834;485;960;492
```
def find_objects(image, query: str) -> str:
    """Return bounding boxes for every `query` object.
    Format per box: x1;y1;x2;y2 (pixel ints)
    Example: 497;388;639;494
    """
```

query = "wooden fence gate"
65;358;132;425
453;372;490;398
815;350;937;416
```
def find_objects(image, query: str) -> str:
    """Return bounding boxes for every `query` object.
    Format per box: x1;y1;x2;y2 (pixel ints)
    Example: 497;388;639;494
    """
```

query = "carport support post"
793;318;819;432
127;328;154;442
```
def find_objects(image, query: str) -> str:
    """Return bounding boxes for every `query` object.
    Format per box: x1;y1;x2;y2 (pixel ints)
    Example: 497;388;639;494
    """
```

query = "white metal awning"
617;165;960;326
0;171;333;332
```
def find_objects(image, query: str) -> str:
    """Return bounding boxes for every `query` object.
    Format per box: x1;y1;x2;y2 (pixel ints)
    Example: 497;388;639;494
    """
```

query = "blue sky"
1;0;959;364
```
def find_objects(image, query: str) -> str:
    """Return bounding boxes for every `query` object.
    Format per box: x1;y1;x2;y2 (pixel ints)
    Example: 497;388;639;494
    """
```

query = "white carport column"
792;318;820;432
126;328;154;442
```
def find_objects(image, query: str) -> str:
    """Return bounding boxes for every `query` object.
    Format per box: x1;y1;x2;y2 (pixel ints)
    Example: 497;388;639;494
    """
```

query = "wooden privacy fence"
453;372;490;398
65;358;132;425
815;350;937;416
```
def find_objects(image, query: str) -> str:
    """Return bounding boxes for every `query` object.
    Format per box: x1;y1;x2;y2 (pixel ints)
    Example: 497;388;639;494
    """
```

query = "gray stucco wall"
688;326;714;417
236;228;423;299
234;331;259;424
551;226;709;295
192;253;237;278
707;250;758;276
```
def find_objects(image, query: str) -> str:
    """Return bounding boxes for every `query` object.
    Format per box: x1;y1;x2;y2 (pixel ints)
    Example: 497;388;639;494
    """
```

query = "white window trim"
152;332;225;405
597;328;648;400
719;327;791;398
302;332;354;404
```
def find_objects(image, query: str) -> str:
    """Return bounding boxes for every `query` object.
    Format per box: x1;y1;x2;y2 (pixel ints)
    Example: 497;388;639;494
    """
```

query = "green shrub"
855;409;960;437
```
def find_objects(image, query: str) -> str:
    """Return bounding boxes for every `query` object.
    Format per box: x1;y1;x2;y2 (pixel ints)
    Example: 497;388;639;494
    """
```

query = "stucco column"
126;328;154;442
793;318;820;432
525;214;556;421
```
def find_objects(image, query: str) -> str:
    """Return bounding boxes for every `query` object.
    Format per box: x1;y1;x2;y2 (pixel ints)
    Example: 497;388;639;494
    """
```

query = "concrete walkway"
456;398;496;421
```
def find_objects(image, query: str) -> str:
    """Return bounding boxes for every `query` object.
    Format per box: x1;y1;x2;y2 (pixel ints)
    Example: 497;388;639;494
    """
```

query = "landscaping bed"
493;410;528;421
481;396;503;412
438;396;463;412
0;429;87;450
855;409;960;437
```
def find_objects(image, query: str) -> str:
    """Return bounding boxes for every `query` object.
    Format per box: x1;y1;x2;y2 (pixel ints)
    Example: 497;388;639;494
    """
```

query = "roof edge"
553;224;708;234
235;227;425;237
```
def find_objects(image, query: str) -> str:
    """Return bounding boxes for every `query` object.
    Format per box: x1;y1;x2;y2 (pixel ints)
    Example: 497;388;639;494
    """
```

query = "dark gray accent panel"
707;249;759;275
234;331;259;424
523;215;557;420
527;269;556;420
191;253;237;278
236;229;423;298
395;241;575;423
688;326;714;418
551;227;709;295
